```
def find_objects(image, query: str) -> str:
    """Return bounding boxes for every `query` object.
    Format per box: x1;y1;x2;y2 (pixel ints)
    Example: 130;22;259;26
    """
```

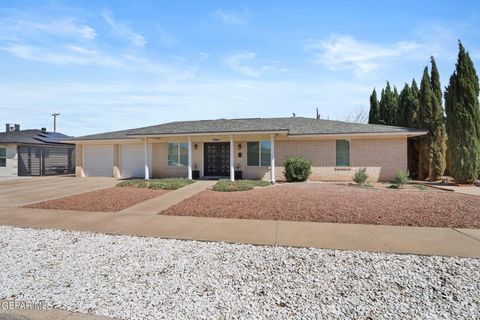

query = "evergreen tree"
391;86;399;125
379;82;394;125
429;56;447;180
418;64;448;181
396;84;410;127
430;57;443;107
368;88;380;124
444;42;480;183
378;88;387;125
406;79;421;177
408;79;420;128
418;67;435;180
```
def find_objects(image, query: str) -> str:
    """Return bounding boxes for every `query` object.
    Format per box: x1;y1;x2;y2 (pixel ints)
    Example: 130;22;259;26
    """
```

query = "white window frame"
167;142;188;167
0;147;6;167
335;139;351;167
247;141;271;167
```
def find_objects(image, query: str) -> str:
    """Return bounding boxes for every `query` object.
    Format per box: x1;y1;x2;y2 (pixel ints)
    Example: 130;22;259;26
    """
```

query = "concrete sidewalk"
0;299;116;320
0;207;479;258
417;181;480;196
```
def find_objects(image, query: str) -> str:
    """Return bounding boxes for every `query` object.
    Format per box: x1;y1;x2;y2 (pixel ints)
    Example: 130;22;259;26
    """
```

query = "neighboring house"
0;124;76;177
68;117;427;182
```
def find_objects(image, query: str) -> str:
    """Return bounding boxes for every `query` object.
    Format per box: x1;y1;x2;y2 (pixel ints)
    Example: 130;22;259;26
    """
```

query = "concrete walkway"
0;207;479;258
119;180;216;214
417;181;480;196
0;299;116;320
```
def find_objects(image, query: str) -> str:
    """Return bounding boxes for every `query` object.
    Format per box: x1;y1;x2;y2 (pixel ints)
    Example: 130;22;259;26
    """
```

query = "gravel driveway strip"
0;226;478;319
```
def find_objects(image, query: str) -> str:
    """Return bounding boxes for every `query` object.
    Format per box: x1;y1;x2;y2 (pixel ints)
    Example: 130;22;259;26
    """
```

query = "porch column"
144;137;150;180
270;134;275;183
187;136;192;180
230;135;235;181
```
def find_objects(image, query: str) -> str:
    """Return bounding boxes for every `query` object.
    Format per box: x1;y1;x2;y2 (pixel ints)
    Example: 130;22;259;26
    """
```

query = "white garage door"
83;145;113;177
120;145;145;178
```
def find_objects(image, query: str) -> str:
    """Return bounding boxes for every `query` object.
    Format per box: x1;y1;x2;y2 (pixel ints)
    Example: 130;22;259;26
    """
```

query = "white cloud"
102;12;146;47
0;18;96;40
1;43;194;80
223;52;276;77
305;35;419;76
213;9;248;26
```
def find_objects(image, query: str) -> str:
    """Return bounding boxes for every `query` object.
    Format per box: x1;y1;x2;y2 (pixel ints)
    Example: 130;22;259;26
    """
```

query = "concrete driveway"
0;176;118;208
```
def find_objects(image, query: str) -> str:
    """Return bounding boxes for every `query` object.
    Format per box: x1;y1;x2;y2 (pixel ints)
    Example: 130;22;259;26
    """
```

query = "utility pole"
51;113;60;132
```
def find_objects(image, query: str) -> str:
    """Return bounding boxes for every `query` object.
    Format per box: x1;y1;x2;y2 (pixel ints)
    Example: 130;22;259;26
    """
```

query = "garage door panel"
84;145;113;177
120;145;144;178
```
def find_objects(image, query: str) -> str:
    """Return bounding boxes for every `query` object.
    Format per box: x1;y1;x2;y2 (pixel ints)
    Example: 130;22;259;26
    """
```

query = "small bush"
353;168;369;185
284;158;312;182
212;179;270;192
414;184;428;191
117;178;194;190
393;170;410;187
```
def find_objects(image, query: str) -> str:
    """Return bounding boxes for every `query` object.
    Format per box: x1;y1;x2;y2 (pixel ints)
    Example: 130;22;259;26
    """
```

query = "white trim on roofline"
64;129;427;144
127;130;290;137
289;131;428;138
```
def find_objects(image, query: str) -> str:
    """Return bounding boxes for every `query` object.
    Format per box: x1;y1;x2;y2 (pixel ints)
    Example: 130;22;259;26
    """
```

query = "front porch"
142;133;279;183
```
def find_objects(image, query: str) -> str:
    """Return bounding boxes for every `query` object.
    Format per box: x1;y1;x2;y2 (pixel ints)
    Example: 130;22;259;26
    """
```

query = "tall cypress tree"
368;88;380;124
430;57;443;106
397;84;410;127
444;42;480;183
408;79;420;128
378;88;387;125
429;56;447;179
418;67;435;180
380;82;394;125
406;79;421;177
391;86;399;125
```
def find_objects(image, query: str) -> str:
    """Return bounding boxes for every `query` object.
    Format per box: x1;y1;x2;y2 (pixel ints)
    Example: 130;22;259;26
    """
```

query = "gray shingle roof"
70;117;427;141
0;130;72;145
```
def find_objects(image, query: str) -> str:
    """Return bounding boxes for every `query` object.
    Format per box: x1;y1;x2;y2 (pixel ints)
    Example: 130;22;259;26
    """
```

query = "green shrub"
212;179;270;192
353;168;369;185
393;170;410;187
284;158;312;182
414;184;428;191
117;178;194;190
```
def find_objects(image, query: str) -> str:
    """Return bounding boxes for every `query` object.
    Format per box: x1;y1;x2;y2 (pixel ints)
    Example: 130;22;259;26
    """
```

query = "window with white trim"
0;148;5;167
168;143;188;166
336;140;350;167
247;141;271;166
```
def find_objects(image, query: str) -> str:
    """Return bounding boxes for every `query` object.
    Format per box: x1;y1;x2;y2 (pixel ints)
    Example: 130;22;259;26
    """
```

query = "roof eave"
126;130;290;138
288;131;428;138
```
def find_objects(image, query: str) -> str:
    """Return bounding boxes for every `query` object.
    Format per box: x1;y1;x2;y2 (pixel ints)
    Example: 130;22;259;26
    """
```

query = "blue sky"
1;0;479;136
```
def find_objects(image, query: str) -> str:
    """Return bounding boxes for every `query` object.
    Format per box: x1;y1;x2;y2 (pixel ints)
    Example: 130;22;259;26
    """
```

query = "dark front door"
204;142;230;176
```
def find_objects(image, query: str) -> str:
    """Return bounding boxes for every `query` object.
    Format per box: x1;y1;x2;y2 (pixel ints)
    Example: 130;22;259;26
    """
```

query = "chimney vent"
5;123;20;132
41;127;47;132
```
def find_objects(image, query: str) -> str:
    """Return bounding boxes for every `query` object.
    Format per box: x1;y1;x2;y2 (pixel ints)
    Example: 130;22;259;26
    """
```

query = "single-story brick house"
67;117;427;182
0;124;75;177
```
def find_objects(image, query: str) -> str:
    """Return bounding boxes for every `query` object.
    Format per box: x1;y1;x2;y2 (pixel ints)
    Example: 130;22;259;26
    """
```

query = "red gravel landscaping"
24;187;168;212
162;183;480;228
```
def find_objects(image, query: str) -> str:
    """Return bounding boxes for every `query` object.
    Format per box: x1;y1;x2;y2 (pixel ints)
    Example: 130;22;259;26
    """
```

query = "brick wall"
149;136;407;182
273;137;407;181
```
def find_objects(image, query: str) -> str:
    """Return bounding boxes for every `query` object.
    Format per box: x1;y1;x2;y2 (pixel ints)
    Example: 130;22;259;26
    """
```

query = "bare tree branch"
344;109;369;123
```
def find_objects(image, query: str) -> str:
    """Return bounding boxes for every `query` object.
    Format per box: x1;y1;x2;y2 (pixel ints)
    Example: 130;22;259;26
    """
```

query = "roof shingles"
71;117;427;140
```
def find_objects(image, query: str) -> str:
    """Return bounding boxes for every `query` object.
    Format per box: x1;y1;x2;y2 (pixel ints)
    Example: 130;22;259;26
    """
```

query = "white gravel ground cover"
0;226;479;320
